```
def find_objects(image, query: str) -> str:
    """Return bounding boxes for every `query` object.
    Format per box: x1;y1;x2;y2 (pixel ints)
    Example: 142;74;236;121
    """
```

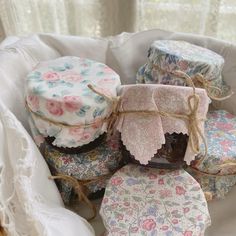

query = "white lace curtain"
0;0;235;43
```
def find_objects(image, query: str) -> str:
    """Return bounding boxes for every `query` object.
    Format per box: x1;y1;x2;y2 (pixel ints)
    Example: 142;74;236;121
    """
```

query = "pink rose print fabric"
43;71;60;81
25;56;121;147
188;110;236;199
100;164;211;236
116;84;210;165
46;100;64;116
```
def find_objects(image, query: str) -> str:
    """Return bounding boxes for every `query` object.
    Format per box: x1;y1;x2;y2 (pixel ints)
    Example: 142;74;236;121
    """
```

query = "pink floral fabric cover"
116;84;210;165
100;164;211;236
25;56;121;147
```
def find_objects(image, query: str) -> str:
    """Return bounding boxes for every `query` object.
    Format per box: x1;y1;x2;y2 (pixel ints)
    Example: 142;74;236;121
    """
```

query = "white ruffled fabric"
0;101;95;236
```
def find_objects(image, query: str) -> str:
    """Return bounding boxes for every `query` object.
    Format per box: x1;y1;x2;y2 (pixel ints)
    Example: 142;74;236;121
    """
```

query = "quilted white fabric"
0;29;236;236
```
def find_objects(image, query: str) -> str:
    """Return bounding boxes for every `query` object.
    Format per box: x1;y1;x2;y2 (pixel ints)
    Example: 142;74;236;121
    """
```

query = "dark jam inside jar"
45;133;106;154
122;133;188;169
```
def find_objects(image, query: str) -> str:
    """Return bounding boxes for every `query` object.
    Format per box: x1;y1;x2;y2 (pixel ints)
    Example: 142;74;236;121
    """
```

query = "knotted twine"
26;70;209;219
188;161;236;177
49;172;115;221
152;63;233;101
88;70;207;156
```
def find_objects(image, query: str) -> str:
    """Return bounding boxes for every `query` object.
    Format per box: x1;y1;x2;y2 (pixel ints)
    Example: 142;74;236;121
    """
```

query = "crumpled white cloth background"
0;29;236;235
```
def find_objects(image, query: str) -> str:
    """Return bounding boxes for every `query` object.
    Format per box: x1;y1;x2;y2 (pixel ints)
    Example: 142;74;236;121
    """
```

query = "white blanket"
0;29;236;235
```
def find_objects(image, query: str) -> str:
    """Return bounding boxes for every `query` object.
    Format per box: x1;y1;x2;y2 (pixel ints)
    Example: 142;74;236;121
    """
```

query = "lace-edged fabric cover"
116;84;210;165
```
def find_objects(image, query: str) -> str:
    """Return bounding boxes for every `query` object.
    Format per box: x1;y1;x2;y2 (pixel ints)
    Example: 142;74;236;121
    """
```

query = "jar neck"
45;133;106;154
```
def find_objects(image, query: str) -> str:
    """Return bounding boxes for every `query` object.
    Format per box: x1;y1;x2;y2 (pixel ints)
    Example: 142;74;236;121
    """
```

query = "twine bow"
88;71;208;158
49;173;113;221
87;84;120;136
152;63;233;100
191;73;233;101
188;160;236;177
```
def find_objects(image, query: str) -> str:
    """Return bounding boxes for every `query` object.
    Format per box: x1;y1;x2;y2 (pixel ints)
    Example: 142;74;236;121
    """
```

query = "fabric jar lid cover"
100;164;211;236
25;56;121;147
147;40;224;82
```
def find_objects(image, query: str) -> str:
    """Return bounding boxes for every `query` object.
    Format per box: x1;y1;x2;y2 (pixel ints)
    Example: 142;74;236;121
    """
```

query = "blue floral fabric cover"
100;164;211;236
136;40;230;98
29;115;122;203
43;132;122;203
188;110;236;199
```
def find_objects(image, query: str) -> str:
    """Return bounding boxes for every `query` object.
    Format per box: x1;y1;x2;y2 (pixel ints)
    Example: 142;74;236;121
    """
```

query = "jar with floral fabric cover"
135;40;232;168
25;56;123;207
136;40;232;100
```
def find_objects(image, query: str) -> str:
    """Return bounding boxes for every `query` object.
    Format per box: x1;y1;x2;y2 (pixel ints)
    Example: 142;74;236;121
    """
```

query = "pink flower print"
158;178;164;185
61;72;82;82
176;186;186;195
220;140;233;152
27;95;39;111
69;127;83;138
130;227;139;233
62;156;72;165
111;203;118;210
142;219;156;231
172;219;178;224
103;197;108;204
117;214;124;220
159;189;172;198
197;215;203;221
225;112;235;119
183;231;193;236
43;71;60;81
82;132;91;141
124;202;130;207
216;122;233;131
183;207;190;213
126;209;134;216
148;173;157;179
46;100;63;116
161;225;169;231
209;112;219;119
63;96;82;112
111;176;123;186
177;60;189;71
149;189;156;194
97;78;115;86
